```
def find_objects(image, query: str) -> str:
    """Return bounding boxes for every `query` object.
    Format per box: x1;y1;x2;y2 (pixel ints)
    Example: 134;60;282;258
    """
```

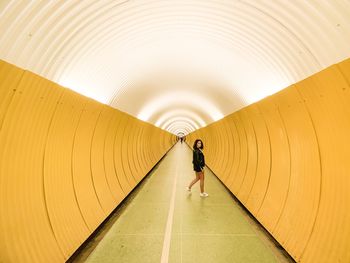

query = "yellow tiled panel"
229;112;249;195
104;111;129;199
139;123;151;173
217;120;229;175
44;89;91;258
272;85;320;261
296;64;350;263
237;108;258;203
206;123;220;173
71;98;106;231
220;118;234;181
130;124;143;182
90;106;117;215
255;95;290;231
0;70;65;262
122;116;139;186
222;114;241;189
187;58;350;263
337;58;350;83
244;104;271;216
217;118;233;183
0;60;24;130
136;122;148;174
143;123;157;169
0;62;174;263
114;113;134;194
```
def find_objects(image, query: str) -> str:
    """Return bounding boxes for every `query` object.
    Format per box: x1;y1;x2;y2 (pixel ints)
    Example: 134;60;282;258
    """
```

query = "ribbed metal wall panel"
0;60;175;262
187;58;350;263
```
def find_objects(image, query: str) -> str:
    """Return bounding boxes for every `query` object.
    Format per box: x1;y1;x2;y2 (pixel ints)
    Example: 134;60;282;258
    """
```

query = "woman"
186;139;209;197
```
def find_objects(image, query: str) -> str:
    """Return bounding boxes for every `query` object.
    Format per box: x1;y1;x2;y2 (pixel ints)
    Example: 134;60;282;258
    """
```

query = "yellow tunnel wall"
187;58;350;263
0;60;176;263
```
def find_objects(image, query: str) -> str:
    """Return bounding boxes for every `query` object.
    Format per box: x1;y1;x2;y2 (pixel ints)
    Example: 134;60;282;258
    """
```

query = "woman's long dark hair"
193;139;204;150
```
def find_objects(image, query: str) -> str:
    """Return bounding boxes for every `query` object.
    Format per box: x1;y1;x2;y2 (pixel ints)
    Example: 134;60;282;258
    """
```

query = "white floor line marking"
180;233;256;236
180;162;183;263
160;156;179;263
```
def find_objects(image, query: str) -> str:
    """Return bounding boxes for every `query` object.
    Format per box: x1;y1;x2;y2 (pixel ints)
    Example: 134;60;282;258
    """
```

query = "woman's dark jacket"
192;149;205;172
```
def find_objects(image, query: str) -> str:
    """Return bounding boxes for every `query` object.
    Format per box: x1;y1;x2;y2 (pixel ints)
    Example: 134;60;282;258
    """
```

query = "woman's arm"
193;150;201;167
194;150;205;171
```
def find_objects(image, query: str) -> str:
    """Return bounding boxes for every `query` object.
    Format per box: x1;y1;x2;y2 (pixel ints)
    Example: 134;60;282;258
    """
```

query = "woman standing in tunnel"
186;139;209;197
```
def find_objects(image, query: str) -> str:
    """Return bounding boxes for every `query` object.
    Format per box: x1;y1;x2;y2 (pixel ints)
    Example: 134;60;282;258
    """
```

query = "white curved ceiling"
1;0;350;135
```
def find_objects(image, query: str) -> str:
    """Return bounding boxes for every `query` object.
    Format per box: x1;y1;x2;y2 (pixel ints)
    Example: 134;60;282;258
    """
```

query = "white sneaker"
186;187;191;193
200;192;209;197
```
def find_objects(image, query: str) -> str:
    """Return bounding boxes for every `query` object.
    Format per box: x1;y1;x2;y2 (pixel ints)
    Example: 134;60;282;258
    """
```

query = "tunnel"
0;1;350;262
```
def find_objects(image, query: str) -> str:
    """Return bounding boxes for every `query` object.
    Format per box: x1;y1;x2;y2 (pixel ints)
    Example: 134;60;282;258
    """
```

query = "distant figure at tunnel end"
186;139;209;197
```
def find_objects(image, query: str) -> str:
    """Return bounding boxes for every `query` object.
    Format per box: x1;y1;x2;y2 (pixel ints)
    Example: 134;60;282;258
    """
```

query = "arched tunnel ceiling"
1;1;350;135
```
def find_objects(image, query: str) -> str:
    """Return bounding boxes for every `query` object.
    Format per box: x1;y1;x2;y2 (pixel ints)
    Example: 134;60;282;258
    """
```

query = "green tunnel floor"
70;143;294;263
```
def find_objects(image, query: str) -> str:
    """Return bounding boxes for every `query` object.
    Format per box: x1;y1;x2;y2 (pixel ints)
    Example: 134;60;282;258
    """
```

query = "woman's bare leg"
188;173;200;189
199;171;205;193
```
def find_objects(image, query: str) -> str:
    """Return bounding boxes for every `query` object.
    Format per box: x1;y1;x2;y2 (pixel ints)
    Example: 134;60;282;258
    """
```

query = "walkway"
72;143;293;263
